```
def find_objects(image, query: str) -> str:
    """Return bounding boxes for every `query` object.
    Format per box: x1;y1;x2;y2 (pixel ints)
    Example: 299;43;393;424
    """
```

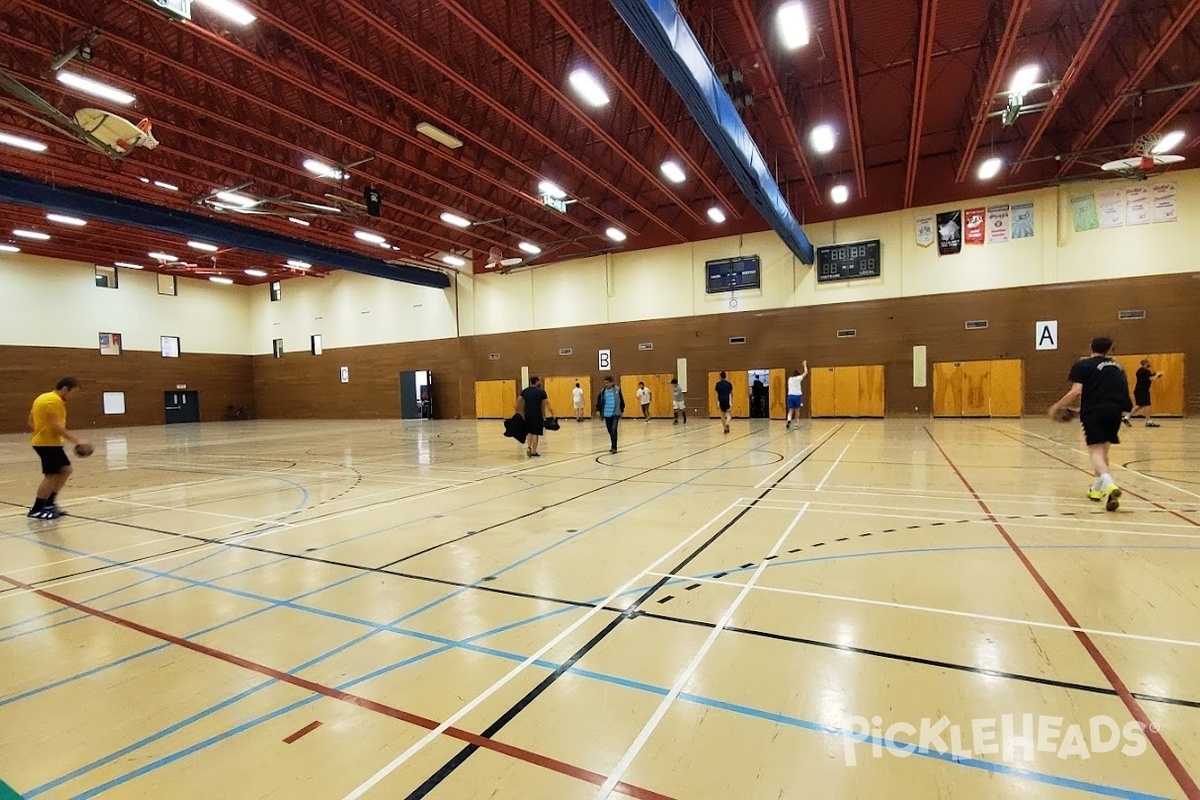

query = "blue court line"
24;541;1192;799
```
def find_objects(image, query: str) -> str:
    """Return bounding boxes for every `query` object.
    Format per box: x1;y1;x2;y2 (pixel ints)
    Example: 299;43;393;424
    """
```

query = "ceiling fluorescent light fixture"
244;268;268;277
0;244;20;253
1152;130;1186;154
286;259;311;269
138;177;150;183
978;156;1003;180
188;241;219;252
568;68;610;107
518;242;542;255
660;160;686;183
209;276;235;284
1008;64;1040;97
830;184;850;204
287;217;310;226
213;190;257;208
605;226;627;242
538;180;567;199
707;207;726;224
149;251;178;261
416;122;464;149
354;230;386;244
55;70;136;105
777;1;811;50
192;0;257;25
303;158;347;180
442;254;466;267
810;123;835;154
440;211;471;228
114;261;143;269
13;229;50;240
0;131;47;152
46;213;86;226
154;180;179;191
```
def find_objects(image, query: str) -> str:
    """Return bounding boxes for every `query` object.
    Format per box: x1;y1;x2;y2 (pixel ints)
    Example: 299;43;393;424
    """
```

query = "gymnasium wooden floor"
1;416;1198;799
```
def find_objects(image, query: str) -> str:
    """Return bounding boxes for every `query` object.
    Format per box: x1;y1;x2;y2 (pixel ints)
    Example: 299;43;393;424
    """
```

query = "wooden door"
932;362;963;417
857;365;886;417
620;373;674;417
833;367;860;417
474;379;516;419
707;371;723;417
960;361;992;417
768;369;787;420
707;371;751;417
988;360;1024;417
810;367;837;418
1114;353;1185;416
544;376;591;419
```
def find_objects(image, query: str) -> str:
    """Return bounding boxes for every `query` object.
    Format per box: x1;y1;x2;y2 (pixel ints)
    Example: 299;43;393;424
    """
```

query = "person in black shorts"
1124;359;1163;428
1048;336;1133;511
714;372;734;434
517;376;553;458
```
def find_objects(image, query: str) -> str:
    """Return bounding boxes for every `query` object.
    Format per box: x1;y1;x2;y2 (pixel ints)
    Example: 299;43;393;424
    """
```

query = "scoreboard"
705;255;760;293
816;239;881;283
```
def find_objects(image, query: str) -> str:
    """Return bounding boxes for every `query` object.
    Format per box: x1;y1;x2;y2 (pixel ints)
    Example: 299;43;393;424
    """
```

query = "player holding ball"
27;377;90;520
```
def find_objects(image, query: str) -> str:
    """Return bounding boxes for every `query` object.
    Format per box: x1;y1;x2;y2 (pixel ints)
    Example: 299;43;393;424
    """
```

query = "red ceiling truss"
0;0;1195;285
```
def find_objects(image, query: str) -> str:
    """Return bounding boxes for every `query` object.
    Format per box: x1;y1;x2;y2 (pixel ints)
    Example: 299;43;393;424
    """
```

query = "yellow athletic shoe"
1102;484;1122;512
1087;488;1103;502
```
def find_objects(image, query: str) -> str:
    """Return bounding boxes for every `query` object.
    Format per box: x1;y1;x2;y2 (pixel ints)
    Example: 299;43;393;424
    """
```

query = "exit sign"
540;193;567;214
143;0;191;20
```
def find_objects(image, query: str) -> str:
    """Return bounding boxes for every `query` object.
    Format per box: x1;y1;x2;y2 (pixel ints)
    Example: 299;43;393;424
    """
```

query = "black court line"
400;424;847;799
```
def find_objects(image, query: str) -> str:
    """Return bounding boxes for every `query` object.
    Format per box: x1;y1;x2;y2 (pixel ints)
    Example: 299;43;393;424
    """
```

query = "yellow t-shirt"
30;391;66;447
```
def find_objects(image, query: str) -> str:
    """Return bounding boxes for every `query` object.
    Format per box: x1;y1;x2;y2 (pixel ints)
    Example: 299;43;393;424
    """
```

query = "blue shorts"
787;394;804;409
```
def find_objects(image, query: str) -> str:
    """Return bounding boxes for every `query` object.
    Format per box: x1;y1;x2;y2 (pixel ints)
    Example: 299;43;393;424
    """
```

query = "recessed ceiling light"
660;160;686;184
154;181;179;191
707;207;727;224
244;268;268;277
977;157;1003;180
302;158;347;180
13;229;50;240
1008;64;1040;97
209;275;235;284
538;180;567;199
0;244;20;253
354;230;386;244
46;213;86;226
777;1;811;50
149;251;178;261
213;190;258;208
188;241;219;252
1152;130;1186;154
810;124;836;154
0;131;47;152
442;254;466;267
286;259;311;269
605;227;627;242
440;211;471;228
830;184;850;204
416;122;464;149
55;71;136;105
568;68;610;107
287;217;310;226
192;0;257;25
114;261;143;269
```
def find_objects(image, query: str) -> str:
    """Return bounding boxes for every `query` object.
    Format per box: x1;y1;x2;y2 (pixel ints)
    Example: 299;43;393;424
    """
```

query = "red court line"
283;720;322;744
925;427;1200;800
0;573;675;800
991;427;1200;528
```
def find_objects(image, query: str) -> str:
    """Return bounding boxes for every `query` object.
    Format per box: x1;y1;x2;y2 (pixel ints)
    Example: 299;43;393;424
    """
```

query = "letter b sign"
598;349;611;370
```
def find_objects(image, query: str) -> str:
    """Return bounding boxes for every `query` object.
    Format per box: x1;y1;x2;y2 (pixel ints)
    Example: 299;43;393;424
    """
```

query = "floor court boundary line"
929;427;1200;800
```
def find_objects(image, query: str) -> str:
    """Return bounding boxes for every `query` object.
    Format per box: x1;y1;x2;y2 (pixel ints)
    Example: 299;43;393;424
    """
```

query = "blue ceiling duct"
608;0;815;264
0;170;450;288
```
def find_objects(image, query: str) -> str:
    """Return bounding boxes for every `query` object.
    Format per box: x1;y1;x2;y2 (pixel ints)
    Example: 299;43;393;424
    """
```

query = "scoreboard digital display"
705;255;760;293
816;239;881;283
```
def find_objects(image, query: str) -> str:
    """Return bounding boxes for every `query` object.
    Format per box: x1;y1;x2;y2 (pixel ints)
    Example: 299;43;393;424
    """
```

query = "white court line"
648;573;1200;650
763;481;1200;508
595;427;860;797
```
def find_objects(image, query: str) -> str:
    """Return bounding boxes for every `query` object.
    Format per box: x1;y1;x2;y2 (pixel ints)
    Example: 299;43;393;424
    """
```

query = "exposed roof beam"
903;0;938;207
1057;0;1200;175
1013;0;1121;173
827;0;868;197
954;0;1032;183
729;0;820;203
1143;83;1200;141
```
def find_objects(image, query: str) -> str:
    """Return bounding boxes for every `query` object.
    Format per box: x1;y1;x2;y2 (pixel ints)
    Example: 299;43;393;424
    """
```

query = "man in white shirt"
572;382;585;422
636;382;651;422
786;360;808;429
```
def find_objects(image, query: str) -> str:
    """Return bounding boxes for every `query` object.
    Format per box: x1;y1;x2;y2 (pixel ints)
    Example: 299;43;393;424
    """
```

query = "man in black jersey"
1124;358;1163;428
1048;336;1133;511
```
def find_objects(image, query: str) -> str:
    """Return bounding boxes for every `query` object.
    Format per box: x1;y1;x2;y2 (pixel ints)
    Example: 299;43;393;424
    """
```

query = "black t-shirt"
1135;367;1153;394
715;380;733;404
1067;356;1132;413
520;386;547;420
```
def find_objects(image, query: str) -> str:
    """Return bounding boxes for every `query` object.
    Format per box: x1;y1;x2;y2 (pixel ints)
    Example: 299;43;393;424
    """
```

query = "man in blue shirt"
596;375;625;453
715;371;734;434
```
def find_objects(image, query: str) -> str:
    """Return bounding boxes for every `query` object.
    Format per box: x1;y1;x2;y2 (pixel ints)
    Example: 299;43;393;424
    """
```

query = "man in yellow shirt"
28;377;90;520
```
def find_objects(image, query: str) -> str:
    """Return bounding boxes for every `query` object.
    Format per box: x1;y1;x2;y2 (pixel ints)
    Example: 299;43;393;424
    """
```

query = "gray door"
399;371;420;419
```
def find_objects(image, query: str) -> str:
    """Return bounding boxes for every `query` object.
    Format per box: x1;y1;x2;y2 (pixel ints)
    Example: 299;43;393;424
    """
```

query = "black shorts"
1080;409;1122;446
526;417;545;436
1134;390;1151;407
34;446;70;475
718;402;731;412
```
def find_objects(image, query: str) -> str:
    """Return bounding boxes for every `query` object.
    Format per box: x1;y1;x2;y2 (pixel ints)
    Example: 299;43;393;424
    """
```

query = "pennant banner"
1096;189;1124;228
964;207;985;245
1153;183;1177;223
936;210;962;256
1071;193;1099;232
1126;187;1151;225
1011;202;1035;239
915;214;935;248
986;205;1009;243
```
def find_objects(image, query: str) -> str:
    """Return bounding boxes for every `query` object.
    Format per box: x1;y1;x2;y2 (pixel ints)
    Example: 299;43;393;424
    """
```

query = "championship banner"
986;205;1009;243
1097;189;1124;228
915;214;934;248
1011;202;1035;239
1071;193;1099;232
964;207;985;245
1126;187;1151;225
1152;183;1177;223
936;210;962;256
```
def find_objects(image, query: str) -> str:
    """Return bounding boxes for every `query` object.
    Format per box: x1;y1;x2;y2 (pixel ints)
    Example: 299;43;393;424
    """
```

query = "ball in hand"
1052;407;1077;423
74;443;94;457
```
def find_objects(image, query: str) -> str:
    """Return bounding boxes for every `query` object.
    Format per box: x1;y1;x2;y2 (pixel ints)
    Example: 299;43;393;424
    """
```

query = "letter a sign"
1036;321;1058;351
